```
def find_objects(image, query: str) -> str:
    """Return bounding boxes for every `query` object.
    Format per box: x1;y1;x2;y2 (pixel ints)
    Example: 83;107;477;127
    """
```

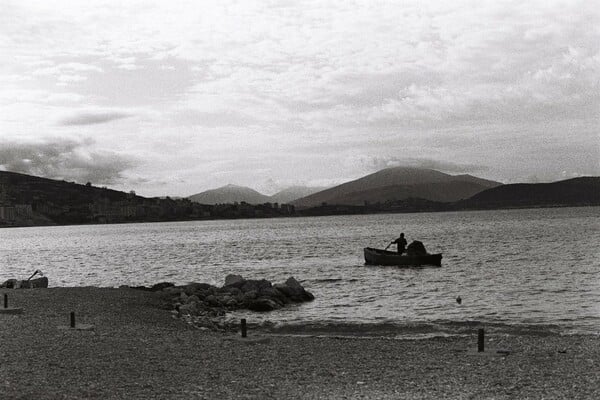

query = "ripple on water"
0;207;599;334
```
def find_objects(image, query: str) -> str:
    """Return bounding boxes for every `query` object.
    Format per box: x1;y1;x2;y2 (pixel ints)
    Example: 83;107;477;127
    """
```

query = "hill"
0;172;297;226
269;186;329;204
457;177;600;209
189;185;328;205
188;184;272;205
292;167;502;207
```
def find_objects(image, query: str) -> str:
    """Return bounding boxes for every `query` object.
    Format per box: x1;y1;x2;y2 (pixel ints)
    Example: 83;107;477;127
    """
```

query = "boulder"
273;283;293;297
224;297;239;308
285;276;304;292
163;286;185;295
248;298;281;312
178;302;198;315
151;282;174;291
219;286;242;296
259;287;287;304
241;279;272;293
205;295;222;307
184;282;216;296
224;274;246;288
275;277;314;302
186;295;200;304
1;279;19;289
242;290;258;302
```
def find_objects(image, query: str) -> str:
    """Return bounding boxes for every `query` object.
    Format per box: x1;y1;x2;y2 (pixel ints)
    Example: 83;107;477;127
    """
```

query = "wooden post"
478;328;485;352
70;312;76;328
241;318;247;338
4;294;7;308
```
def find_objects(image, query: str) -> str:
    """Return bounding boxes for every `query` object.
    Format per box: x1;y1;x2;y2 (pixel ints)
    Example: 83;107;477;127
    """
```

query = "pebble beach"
1;287;599;399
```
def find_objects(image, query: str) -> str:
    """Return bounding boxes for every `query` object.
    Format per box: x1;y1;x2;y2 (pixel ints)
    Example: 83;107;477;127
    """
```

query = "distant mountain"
458;177;600;209
269;186;329;204
189;184;328;204
292;167;502;207
188;184;271;205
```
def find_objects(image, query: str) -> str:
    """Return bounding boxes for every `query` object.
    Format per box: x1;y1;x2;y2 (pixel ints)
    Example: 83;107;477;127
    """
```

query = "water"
1;207;599;336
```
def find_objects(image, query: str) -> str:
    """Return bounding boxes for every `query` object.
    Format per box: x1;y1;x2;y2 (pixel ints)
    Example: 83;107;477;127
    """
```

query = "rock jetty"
131;274;314;331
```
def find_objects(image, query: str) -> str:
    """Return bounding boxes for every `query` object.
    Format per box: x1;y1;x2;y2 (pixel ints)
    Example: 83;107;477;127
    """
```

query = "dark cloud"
361;156;488;175
59;111;132;126
0;138;136;185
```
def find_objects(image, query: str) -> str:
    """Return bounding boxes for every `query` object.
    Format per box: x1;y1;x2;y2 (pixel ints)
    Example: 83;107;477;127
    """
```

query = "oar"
384;241;393;250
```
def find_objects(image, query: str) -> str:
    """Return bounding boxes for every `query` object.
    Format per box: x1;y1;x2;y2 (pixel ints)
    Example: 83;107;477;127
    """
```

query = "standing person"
392;233;407;255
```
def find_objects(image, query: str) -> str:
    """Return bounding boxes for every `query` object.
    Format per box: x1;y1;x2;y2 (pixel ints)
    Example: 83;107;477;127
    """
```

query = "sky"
1;0;599;197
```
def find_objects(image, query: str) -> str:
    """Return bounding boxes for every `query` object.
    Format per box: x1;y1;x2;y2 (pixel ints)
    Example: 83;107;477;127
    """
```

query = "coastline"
1;287;599;399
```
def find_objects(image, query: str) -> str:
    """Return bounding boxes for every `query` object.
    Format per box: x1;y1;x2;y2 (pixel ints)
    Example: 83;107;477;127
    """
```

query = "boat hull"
364;247;442;266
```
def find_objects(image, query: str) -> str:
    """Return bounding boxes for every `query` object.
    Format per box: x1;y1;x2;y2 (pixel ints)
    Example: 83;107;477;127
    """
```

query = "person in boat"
391;233;408;255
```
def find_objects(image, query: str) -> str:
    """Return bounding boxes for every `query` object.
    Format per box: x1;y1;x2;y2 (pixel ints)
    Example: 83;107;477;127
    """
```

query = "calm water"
1;207;599;336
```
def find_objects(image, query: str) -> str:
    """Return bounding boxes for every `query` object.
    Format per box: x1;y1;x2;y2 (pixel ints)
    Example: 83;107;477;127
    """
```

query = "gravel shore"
0;287;598;399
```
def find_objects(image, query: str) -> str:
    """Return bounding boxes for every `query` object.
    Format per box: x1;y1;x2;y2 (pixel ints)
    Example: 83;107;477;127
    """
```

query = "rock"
179;292;188;302
1;277;49;289
184;282;216;296
273;283;293;297
248;298;281;312
218;294;233;305
205;295;222;307
150;282;174;291
242;290;258;302
259;287;287;305
186;295;200;304
224;274;246;288
276;277;314;302
302;290;315;301
154;274;315;319
241;279;272;293
224;297;239;308
285;276;304;292
1;279;19;288
163;286;185;295
219;286;242;296
178;302;197;315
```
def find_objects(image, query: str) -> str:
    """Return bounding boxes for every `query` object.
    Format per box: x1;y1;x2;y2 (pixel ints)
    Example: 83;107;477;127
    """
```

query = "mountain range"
1;169;598;228
188;167;502;206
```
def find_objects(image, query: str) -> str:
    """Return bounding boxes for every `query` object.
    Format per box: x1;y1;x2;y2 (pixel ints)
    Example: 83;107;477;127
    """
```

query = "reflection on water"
1;207;599;334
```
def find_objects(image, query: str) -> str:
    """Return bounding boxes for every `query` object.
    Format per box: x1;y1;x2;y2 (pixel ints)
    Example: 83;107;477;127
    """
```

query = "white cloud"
0;0;598;196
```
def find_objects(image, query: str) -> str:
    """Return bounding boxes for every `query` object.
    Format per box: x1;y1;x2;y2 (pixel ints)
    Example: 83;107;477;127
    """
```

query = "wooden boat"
364;247;442;266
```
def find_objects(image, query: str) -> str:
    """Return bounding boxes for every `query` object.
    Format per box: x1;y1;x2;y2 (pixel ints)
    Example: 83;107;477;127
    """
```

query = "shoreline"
2;204;598;229
1;287;599;399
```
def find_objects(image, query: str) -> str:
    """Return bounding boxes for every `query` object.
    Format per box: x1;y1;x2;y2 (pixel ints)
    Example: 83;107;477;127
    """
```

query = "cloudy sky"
1;0;598;197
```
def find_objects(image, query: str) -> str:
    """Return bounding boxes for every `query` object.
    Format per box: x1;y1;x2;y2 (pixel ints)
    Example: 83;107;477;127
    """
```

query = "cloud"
59;110;133;126
1;1;598;196
0;138;136;185
172;109;260;127
360;156;488;175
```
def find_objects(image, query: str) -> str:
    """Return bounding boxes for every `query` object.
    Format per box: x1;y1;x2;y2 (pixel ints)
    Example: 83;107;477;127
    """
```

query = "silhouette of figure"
392;233;407;255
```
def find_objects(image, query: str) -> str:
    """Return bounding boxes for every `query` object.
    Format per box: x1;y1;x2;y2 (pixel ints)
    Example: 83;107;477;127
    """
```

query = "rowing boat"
364;247;442;266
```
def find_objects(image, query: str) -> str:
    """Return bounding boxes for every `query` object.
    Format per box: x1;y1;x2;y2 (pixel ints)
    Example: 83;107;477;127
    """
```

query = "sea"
1;207;599;337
